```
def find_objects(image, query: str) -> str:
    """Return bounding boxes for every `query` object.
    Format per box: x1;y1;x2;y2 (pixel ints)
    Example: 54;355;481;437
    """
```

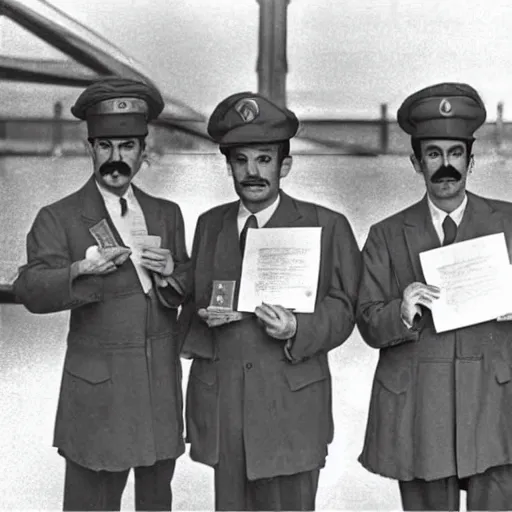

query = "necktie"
442;215;457;246
120;197;128;217
240;214;258;255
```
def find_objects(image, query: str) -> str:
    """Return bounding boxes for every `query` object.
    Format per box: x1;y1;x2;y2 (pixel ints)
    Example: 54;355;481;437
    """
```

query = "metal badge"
439;98;454;117
234;98;260;123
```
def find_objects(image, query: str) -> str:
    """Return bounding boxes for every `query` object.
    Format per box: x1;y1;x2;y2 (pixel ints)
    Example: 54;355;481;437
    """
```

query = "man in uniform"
14;77;189;510
179;92;361;510
357;82;512;510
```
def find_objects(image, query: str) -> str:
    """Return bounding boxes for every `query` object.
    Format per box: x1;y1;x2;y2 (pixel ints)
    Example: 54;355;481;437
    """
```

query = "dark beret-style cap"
397;82;486;141
71;77;165;138
207;92;299;146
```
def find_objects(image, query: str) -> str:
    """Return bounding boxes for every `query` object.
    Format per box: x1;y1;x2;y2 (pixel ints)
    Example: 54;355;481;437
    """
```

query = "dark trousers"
399;464;512;511
63;457;176;511
215;463;320;511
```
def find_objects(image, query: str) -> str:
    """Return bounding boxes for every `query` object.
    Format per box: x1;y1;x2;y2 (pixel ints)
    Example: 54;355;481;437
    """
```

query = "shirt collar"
238;194;281;228
427;193;468;227
95;179;134;205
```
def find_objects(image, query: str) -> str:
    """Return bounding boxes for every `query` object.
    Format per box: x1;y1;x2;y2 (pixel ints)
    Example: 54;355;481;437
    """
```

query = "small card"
89;219;120;248
208;280;236;311
132;235;162;249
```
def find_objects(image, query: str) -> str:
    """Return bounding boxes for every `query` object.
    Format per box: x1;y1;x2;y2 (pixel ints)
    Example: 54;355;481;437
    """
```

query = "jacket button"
245;362;253;370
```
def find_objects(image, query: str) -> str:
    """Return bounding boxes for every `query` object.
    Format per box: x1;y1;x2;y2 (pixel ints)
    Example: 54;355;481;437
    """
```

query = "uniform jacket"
13;176;189;471
179;191;361;480
357;191;512;482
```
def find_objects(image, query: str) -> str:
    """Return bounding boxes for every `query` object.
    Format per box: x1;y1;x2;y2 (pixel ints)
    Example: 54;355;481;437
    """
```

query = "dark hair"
411;137;474;164
88;136;147;151
220;140;291;164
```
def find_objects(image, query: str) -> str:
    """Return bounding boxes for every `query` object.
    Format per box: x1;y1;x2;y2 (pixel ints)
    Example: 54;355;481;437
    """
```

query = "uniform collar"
237;193;281;229
427;192;468;227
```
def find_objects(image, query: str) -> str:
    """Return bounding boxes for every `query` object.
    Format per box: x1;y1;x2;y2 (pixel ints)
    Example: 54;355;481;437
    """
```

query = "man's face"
91;137;145;195
227;144;292;212
412;139;472;203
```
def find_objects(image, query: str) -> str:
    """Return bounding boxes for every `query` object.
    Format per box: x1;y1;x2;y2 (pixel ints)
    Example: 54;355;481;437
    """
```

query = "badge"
208;280;236;310
234;98;259;123
439;98;453;117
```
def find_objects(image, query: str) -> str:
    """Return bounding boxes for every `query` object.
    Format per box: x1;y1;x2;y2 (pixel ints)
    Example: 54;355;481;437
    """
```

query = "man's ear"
279;156;293;178
410;153;422;175
468;154;475;173
85;139;95;160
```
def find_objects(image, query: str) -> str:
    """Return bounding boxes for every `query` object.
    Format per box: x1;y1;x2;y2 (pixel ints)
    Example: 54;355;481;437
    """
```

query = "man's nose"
442;153;450;166
109;146;122;161
246;160;259;176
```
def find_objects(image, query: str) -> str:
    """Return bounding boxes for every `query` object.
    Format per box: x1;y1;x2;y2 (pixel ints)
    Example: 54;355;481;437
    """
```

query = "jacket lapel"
456;191;503;243
265;191;303;228
80;176;125;247
403;195;441;282
133;185;166;242
212;201;243;281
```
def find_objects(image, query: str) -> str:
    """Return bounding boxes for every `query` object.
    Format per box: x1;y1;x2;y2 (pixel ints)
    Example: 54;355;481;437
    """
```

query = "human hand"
78;245;131;275
140;247;174;277
254;302;297;340
401;282;441;327
197;307;244;328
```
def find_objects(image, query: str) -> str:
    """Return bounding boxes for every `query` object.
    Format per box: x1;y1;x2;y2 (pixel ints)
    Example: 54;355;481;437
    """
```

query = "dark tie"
240;214;258;255
442;215;457;246
120;197;128;217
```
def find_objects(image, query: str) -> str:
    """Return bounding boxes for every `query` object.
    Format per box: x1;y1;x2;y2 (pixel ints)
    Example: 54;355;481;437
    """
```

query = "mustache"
240;178;269;186
99;161;132;177
431;165;462;183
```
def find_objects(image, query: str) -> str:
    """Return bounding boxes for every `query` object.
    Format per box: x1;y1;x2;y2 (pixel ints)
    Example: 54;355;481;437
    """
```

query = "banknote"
89;219;120;248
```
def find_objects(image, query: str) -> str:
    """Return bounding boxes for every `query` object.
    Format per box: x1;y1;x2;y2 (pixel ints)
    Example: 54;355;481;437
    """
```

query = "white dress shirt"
95;181;153;293
427;194;468;244
237;194;281;235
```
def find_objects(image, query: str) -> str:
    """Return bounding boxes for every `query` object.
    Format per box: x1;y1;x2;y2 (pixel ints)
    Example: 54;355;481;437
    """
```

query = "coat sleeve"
154;203;191;308
13;206;103;314
286;213;362;361
356;224;420;349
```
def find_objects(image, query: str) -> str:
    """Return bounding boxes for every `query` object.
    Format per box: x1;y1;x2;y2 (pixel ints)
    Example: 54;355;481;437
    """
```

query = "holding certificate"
179;92;361;510
357;82;512;510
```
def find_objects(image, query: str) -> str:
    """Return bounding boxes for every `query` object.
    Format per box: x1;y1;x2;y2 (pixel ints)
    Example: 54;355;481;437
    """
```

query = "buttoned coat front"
180;192;361;480
13;176;189;471
357;192;512;482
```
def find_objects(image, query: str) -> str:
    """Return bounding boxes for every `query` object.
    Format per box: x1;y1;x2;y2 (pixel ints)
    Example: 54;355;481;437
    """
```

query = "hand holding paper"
401;282;441;327
419;233;512;332
81;245;131;275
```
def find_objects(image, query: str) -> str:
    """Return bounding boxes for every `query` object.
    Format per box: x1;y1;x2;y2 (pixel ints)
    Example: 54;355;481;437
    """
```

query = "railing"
1;101;511;157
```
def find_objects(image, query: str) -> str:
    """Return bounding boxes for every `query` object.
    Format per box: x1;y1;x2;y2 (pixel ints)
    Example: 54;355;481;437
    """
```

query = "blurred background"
1;0;512;509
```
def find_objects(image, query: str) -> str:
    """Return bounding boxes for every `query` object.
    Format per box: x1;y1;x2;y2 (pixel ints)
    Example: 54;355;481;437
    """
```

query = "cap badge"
439;98;453;117
234;98;259;123
117;101;128;109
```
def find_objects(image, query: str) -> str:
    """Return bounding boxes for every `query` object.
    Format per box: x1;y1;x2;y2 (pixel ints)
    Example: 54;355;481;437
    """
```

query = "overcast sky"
4;0;512;120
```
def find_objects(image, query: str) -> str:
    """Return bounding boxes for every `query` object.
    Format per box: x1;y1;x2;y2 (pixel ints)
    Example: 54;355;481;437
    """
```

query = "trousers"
63;457;176;511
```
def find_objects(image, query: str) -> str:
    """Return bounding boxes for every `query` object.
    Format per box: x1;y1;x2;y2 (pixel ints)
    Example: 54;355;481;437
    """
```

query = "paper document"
419;232;512;333
237;227;322;313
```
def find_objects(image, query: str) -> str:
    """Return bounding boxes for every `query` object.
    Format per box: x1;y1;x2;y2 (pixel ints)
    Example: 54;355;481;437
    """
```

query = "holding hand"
254;302;297;340
197;308;244;328
401;282;441;327
77;245;132;276
140;247;174;277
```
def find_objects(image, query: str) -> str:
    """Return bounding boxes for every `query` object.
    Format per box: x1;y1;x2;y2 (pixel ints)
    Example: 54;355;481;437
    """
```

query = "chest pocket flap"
285;356;328;391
